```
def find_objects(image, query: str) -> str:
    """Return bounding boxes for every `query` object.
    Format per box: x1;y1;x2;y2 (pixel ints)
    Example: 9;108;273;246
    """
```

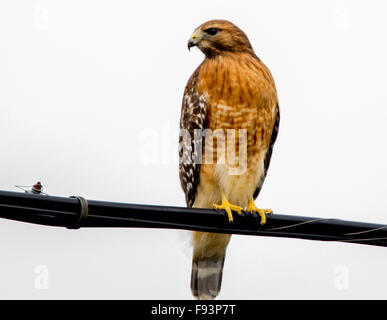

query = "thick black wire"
0;190;387;247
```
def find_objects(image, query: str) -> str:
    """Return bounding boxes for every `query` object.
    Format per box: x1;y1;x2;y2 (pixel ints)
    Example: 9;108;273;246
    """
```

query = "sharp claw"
259;213;267;225
226;212;234;224
248;210;258;218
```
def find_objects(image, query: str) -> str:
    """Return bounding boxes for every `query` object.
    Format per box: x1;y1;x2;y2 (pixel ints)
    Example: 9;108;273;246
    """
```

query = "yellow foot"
245;199;272;225
213;194;243;223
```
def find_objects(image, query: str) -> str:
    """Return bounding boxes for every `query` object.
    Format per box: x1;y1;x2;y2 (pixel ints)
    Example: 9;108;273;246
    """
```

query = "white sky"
1;0;387;299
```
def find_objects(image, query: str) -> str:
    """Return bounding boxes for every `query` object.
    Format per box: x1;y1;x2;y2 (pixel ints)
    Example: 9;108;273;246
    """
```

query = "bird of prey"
179;20;279;300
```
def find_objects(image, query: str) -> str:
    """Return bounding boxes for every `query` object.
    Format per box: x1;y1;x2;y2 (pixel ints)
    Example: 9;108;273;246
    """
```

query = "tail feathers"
191;258;225;300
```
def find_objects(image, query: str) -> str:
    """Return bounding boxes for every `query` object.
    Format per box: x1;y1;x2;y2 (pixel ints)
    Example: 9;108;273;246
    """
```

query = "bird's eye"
204;28;218;36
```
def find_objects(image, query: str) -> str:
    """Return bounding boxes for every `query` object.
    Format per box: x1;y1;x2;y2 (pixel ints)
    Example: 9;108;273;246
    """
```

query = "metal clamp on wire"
67;196;88;229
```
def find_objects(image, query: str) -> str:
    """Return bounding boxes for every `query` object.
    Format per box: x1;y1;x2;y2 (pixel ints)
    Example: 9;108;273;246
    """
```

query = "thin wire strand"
334;236;387;243
15;184;48;195
266;218;330;231
343;226;387;236
15;185;32;191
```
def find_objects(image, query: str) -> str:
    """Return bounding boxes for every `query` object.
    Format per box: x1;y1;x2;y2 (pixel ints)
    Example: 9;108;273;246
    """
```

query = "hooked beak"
187;31;202;51
187;39;195;50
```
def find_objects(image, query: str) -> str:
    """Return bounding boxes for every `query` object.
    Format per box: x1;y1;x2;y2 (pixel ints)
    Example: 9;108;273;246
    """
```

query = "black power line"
0;190;387;247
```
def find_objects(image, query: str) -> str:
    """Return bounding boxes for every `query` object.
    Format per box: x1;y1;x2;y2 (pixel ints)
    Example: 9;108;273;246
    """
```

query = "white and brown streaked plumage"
179;20;279;300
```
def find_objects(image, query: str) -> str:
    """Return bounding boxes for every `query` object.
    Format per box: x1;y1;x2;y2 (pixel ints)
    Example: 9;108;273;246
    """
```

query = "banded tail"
190;232;231;300
191;257;225;300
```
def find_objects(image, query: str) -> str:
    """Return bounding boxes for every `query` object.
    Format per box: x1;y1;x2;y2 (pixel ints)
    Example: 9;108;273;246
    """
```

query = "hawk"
179;20;279;300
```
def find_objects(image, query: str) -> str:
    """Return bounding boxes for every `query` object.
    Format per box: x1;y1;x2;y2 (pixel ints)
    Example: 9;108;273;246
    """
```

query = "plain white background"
1;0;387;299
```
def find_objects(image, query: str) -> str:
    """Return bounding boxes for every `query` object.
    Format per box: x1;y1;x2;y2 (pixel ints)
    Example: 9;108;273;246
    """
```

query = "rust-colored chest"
196;53;278;160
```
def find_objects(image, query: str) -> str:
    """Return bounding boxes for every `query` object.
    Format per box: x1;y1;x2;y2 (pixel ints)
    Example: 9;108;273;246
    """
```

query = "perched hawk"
179;20;279;300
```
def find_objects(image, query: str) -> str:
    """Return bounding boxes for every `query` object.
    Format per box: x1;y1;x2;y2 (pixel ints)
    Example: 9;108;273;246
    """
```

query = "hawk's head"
188;20;254;57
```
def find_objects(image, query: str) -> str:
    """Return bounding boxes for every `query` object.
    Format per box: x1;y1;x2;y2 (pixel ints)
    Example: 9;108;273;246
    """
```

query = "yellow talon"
213;193;243;223
245;198;272;225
